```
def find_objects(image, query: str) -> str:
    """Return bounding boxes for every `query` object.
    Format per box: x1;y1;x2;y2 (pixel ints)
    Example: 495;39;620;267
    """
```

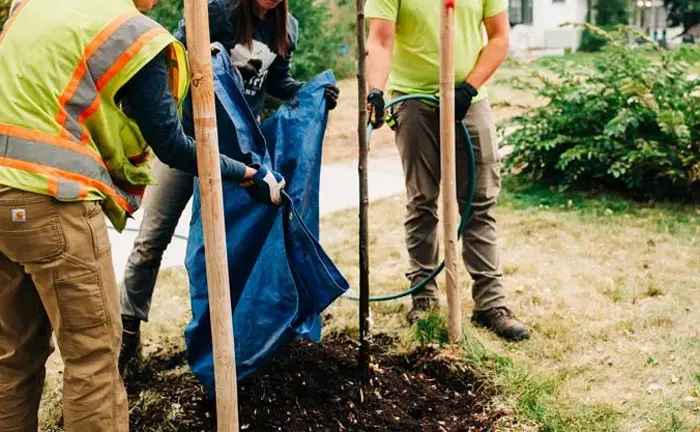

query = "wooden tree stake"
184;0;239;429
440;0;462;343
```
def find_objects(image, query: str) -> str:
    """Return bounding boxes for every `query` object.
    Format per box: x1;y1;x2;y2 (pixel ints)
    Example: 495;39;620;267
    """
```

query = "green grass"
498;175;700;238
414;310;449;346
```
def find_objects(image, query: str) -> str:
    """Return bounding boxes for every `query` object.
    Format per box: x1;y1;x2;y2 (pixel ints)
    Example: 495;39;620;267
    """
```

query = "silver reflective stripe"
56;180;81;199
60;15;160;140
9;0;23;16
63;75;97;140
2;0;24;32
87;15;160;79
0;134;138;209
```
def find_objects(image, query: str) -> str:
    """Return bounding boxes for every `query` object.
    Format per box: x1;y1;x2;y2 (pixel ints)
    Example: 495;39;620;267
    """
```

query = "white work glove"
240;164;286;206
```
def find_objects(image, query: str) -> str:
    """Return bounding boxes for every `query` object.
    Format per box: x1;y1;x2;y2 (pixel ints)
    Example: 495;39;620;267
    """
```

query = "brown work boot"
471;307;530;342
407;297;439;324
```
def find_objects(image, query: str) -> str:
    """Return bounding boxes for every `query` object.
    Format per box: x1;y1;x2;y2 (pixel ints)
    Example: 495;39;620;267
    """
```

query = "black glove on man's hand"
454;82;478;121
367;88;385;129
324;85;340;110
240;164;286;206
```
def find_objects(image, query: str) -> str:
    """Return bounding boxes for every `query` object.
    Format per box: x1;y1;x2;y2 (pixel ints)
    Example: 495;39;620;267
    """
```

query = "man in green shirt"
365;0;529;341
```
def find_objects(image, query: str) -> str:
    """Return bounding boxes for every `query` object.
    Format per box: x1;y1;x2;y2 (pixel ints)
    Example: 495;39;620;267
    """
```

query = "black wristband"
368;88;383;98
457;82;478;97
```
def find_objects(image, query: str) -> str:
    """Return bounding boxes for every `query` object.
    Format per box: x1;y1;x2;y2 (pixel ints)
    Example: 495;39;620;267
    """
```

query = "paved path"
108;150;405;282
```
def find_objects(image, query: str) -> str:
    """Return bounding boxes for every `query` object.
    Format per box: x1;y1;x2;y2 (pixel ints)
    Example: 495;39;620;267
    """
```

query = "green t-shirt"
365;0;507;101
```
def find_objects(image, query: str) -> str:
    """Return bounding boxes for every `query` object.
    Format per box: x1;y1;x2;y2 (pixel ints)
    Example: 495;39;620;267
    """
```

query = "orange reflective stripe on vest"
56;13;167;142
0;126;137;211
165;45;181;106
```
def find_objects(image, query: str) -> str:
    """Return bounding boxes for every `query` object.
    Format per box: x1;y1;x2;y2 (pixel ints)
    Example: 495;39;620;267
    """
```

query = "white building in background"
507;0;684;56
508;0;588;55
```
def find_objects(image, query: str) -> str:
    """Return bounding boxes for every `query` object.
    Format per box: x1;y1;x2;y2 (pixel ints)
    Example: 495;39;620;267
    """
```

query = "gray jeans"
120;159;193;322
392;96;506;311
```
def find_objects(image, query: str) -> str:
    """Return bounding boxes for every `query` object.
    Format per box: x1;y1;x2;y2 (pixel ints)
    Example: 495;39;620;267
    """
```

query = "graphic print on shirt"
229;40;278;98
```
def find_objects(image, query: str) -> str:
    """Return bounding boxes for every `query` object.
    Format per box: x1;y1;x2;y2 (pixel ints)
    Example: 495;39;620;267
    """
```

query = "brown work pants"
0;186;128;432
392;97;506;311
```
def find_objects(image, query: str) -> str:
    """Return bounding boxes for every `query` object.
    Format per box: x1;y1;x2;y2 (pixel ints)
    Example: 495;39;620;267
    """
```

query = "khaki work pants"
0;186;128;432
392;96;506;311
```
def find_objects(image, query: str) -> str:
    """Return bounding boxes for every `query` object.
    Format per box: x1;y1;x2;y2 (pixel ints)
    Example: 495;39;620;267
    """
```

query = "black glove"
454;82;478;121
367;88;385;129
240;164;286;206
324;85;340;110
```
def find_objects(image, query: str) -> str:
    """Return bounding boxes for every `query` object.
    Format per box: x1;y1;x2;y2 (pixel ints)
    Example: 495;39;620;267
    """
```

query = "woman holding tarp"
118;0;341;373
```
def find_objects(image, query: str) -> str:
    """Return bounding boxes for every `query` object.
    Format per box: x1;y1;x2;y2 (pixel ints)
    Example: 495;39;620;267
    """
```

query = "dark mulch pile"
119;336;502;431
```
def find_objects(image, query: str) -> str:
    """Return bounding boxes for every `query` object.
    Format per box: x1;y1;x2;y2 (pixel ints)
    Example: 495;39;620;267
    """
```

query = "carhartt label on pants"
11;209;26;222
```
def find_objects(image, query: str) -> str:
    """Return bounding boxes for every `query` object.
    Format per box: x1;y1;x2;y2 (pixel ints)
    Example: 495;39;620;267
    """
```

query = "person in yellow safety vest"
0;0;286;430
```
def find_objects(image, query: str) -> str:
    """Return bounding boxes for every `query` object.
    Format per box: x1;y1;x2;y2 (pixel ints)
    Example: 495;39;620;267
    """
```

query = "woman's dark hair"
230;0;289;57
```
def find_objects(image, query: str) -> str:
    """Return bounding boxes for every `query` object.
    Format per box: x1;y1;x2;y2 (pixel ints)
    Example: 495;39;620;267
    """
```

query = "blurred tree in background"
146;0;184;33
580;0;630;52
663;0;700;37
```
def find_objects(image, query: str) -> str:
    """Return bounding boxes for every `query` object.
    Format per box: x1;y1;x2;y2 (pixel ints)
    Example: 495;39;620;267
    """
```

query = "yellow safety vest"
0;0;190;231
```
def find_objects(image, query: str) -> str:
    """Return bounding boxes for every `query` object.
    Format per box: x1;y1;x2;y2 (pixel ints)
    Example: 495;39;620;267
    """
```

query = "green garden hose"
110;94;475;303
341;94;475;302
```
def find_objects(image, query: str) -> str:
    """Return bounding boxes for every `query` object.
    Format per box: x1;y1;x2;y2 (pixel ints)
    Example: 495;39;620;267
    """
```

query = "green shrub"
146;0;183;32
579;0;629;52
500;25;700;202
579;28;609;53
593;0;629;27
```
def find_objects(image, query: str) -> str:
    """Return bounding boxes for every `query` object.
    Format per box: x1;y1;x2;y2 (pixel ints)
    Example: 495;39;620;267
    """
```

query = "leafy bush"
579;28;608;52
500;25;700;202
592;0;630;26
146;0;183;32
579;0;629;52
663;0;700;36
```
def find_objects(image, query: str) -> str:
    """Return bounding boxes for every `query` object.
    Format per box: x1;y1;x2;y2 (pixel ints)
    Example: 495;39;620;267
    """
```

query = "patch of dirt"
122;337;502;431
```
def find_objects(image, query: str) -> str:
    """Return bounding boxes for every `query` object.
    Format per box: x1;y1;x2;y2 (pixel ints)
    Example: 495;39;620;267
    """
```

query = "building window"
509;0;534;25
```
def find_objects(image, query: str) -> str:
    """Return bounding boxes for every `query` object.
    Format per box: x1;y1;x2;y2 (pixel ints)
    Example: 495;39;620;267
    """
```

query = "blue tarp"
183;46;349;396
